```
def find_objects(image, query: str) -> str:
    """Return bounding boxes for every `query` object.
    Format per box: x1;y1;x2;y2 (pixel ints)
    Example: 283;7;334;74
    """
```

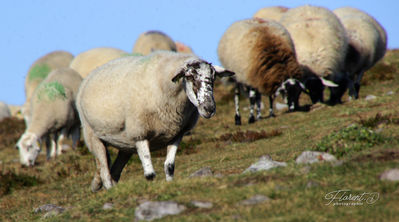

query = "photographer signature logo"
325;189;379;206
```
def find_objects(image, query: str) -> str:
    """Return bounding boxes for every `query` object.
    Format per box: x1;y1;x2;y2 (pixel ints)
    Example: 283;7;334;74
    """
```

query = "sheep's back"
133;31;177;55
70;47;127;78
253;6;289;21
281;5;348;77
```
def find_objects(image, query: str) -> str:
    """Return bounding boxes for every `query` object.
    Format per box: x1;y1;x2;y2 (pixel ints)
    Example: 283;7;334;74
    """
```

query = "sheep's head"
172;60;234;118
16;132;40;167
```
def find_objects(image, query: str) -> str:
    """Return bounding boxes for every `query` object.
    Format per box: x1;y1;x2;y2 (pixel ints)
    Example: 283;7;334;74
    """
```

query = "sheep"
69;47;127;78
217;18;304;125
76;51;234;191
23;50;74;125
132;30;177;55
253;6;289;21
17;68;82;167
0;102;11;121
175;41;194;54
280;5;348;105
333;7;387;99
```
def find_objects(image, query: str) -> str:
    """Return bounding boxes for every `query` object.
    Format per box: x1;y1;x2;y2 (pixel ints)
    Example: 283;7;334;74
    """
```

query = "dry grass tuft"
0;117;25;149
218;129;282;143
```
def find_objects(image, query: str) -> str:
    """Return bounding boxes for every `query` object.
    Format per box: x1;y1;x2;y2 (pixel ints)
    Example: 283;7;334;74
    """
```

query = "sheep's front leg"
56;128;68;155
248;87;256;123
46;133;57;159
268;95;276;118
164;137;182;181
71;125;81;149
255;90;262;120
136;140;156;180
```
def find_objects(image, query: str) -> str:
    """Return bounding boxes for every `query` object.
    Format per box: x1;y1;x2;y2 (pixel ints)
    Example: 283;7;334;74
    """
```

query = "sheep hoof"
235;115;241;125
145;173;156;181
248;116;255;124
91;179;103;193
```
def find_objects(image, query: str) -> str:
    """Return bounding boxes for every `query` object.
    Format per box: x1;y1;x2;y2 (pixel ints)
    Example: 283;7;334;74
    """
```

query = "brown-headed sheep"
132;30;177;55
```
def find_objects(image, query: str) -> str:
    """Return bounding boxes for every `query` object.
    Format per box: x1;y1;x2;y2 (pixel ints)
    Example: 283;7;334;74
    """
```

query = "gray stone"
365;95;377;101
380;169;399;181
239;195;271;205
243;155;287;173
34;204;65;214
135;201;186;221
306;180;319;188
386;91;394;96
189;167;213;178
190;201;213;209
103;202;113;210
295;151;337;164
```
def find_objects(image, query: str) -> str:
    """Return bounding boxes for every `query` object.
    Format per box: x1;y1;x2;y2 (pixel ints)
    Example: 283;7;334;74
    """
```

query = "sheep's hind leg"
234;82;241;125
82;124;114;192
164;136;182;181
110;150;133;182
71;125;81;149
248;87;256;123
56;128;68;155
136;140;156;180
255;90;262;120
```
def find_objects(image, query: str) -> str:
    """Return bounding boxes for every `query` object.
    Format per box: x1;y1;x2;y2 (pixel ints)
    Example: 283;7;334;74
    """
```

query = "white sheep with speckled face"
333;7;387;99
76;51;234;192
17;68;82;167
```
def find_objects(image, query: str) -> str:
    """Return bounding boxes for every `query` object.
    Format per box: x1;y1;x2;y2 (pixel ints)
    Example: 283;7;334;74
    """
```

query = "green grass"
1;50;399;221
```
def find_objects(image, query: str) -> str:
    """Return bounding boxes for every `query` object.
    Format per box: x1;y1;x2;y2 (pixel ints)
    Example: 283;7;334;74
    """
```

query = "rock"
135;201;186;221
386;91;394;96
189;167;213;178
103;202;113;210
365;95;377;101
380;169;399;181
239;195;271;205
276;102;288;111
295;151;337;164
243;155;287;173
34;204;65;214
190;201;213;209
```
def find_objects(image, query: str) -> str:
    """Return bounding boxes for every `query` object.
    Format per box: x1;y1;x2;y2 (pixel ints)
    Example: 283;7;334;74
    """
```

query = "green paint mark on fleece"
28;64;51;81
37;81;67;101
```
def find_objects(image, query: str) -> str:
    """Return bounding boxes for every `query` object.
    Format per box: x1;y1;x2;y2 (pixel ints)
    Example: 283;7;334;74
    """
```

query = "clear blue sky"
1;0;398;105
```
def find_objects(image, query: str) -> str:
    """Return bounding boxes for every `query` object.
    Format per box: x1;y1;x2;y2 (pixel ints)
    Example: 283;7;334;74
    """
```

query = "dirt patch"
352;149;399;162
0;117;25;149
218;129;282;143
358;113;399;128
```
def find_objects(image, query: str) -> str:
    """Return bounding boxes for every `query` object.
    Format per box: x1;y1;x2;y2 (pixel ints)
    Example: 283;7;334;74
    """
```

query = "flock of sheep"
3;5;387;192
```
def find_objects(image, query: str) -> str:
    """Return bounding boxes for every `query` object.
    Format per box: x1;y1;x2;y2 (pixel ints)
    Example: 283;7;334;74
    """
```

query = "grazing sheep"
132;30;177;55
253;6;289;21
76;51;234;191
333;7;387;99
280;5;348;105
0;102;11;121
23;50;74;125
17;68;82;167
69;47;127;78
218;18;304;125
175;41;194;54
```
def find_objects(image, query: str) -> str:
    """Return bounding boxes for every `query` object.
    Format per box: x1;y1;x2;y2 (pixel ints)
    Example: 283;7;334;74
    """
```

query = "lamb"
23;50;74;125
0;102;11;121
132;30;177;55
17;68;82;167
333;7;387;99
69;47;127;78
217;18;304;125
280;5;348;105
76;51;234;191
253;6;289;21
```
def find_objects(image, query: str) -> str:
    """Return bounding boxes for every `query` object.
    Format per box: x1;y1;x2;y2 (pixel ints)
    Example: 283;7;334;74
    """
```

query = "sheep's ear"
320;77;338;87
213;65;235;78
172;69;186;83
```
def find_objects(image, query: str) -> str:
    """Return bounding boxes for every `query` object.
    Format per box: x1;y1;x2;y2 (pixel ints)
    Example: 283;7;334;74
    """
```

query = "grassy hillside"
1;50;399;221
